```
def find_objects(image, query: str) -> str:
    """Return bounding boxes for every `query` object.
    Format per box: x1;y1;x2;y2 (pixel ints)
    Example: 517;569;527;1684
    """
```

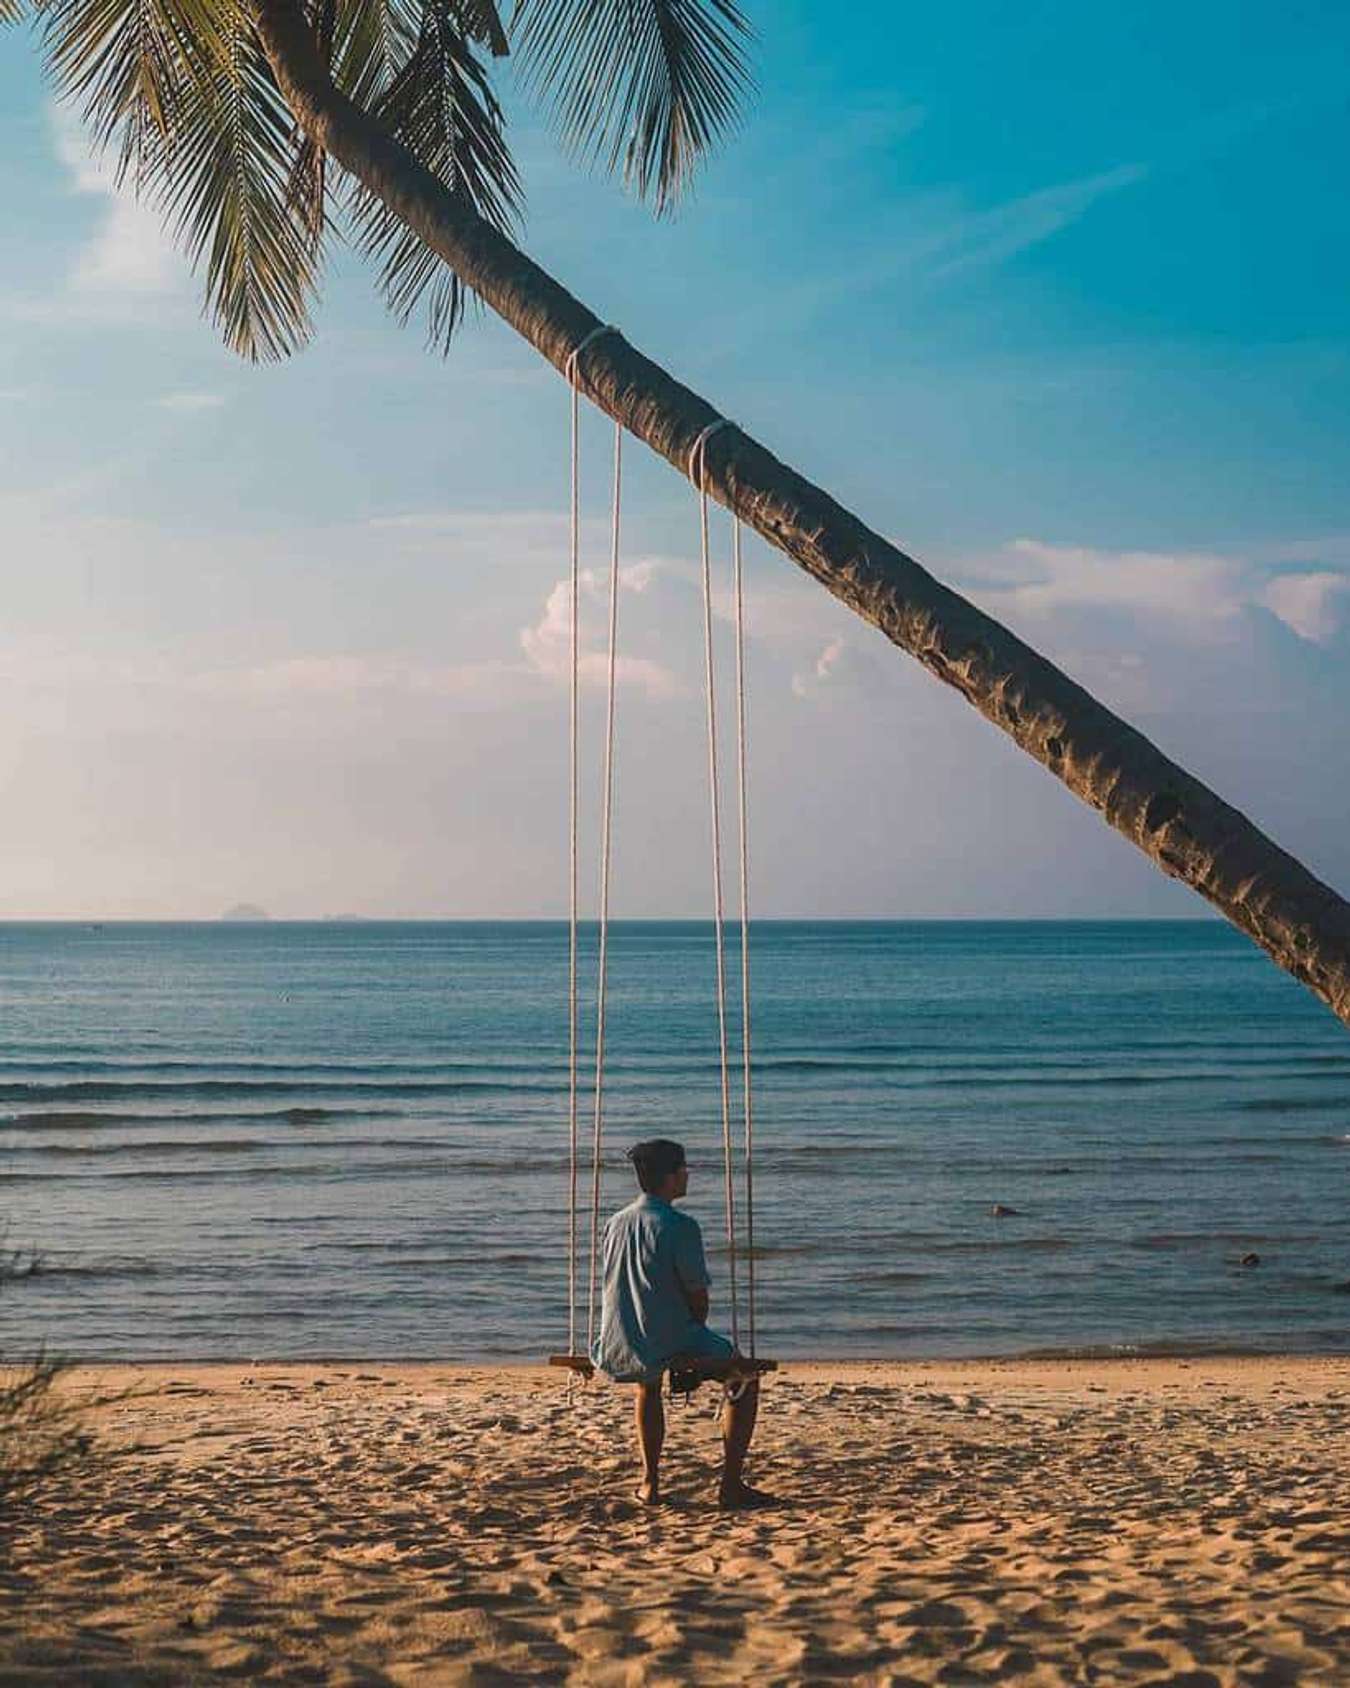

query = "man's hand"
686;1287;710;1324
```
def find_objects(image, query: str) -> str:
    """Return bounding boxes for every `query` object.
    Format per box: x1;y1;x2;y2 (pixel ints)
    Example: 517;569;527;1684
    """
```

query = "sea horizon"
0;914;1226;927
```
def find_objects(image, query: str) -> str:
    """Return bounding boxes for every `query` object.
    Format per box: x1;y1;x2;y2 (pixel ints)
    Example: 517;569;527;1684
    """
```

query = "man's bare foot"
637;1479;661;1506
717;1481;774;1511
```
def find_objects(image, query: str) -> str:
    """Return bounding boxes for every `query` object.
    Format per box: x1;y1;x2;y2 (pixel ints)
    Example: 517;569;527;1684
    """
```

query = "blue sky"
1;0;1348;918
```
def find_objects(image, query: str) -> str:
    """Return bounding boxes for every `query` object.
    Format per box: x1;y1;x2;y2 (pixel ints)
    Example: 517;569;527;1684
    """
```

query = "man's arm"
673;1218;712;1324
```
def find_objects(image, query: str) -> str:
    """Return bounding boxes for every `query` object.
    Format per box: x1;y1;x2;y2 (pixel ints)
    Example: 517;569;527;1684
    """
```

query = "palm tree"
12;0;1350;1026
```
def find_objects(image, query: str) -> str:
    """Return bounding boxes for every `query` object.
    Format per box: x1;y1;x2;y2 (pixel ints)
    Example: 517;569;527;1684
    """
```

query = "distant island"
220;904;272;922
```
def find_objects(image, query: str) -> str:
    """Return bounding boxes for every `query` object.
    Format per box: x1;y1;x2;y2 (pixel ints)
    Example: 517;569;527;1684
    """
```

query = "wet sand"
3;1357;1348;1684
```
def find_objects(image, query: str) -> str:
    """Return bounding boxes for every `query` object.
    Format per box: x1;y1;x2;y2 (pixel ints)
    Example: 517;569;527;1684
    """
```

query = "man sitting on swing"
592;1137;771;1510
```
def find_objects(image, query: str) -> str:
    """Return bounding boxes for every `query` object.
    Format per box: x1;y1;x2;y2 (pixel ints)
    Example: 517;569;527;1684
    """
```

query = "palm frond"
281;0;337;244
284;126;328;245
285;0;422;242
513;0;752;213
154;15;321;360
459;0;507;56
42;0;319;359
1;0;29;26
331;0;415;108
348;0;521;351
41;0;224;185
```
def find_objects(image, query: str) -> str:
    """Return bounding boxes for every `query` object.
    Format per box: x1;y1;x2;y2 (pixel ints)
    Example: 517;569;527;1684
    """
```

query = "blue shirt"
591;1195;712;1382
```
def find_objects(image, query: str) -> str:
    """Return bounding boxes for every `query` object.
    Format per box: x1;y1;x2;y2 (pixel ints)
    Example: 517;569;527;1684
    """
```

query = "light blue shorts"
654;1323;735;1384
604;1323;735;1385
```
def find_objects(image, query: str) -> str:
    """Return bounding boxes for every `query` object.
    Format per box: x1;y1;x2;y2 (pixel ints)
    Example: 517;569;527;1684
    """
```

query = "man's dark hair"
628;1138;686;1194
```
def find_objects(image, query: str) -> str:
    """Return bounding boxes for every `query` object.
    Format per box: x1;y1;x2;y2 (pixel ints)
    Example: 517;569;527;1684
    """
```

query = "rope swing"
690;420;740;1355
587;416;622;1356
550;334;763;1381
733;514;757;1360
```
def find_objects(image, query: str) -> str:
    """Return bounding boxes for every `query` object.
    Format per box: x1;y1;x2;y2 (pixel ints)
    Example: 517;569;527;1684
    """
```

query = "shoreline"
38;1344;1350;1371
47;1352;1350;1422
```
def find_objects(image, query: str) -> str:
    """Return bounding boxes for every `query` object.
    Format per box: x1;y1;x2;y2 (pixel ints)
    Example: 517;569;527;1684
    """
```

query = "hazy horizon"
0;911;1225;924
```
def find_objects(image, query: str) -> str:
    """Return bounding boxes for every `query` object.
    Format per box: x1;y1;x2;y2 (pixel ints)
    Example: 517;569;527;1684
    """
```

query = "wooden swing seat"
548;1353;595;1377
547;1353;776;1383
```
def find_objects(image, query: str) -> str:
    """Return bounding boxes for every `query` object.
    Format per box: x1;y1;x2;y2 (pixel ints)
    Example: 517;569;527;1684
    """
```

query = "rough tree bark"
253;0;1350;1029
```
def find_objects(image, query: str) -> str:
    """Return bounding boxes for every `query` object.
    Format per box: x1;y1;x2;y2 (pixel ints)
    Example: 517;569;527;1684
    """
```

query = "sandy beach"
4;1356;1347;1684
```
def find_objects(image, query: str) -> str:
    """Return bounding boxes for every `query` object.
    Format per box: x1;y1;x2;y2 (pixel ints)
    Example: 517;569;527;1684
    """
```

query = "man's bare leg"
718;1377;771;1508
635;1382;665;1504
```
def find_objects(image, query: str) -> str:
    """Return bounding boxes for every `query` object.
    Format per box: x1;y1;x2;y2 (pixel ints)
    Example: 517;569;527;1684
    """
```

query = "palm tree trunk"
253;0;1350;1030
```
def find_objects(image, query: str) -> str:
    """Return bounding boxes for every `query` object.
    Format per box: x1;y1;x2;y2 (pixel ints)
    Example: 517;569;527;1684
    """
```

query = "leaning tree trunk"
254;0;1350;1030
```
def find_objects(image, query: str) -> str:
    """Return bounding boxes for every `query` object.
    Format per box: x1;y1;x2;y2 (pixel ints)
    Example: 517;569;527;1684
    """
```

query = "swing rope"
564;351;582;1358
732;513;757;1358
553;362;761;1376
563;322;620;1359
586;419;623;1355
690;420;740;1353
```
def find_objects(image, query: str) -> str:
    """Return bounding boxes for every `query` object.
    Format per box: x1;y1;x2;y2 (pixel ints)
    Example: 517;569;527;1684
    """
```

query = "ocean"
1;920;1347;1362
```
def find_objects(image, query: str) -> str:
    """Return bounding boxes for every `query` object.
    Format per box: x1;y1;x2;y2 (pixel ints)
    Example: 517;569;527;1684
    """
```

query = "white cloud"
0;641;520;707
367;509;565;535
757;162;1147;336
617;559;659;595
966;538;1349;645
197;654;517;701
791;635;847;698
981;538;1243;628
520;564;679;698
787;634;892;701
1260;571;1350;643
928;165;1146;280
156;392;226;414
1247;533;1350;568
50;105;180;296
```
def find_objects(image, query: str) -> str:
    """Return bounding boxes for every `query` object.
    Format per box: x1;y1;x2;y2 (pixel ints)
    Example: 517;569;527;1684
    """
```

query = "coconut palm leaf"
348;0;521;350
459;0;507;56
283;0;412;245
282;0;513;345
331;0;418;109
41;0;223;184
285;126;329;246
42;0;315;358
154;16;322;359
513;0;752;212
1;0;28;24
282;0;338;244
